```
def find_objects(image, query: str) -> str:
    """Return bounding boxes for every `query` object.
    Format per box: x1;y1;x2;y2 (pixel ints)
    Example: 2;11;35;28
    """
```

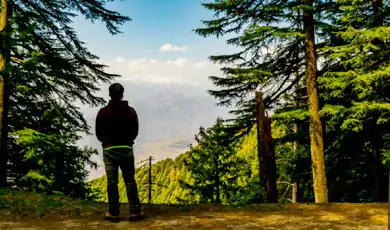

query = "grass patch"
0;189;99;219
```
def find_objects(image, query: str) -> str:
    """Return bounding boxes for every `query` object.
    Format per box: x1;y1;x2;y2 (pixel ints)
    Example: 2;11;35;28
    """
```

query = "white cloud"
115;56;125;63
159;44;188;52
99;57;222;88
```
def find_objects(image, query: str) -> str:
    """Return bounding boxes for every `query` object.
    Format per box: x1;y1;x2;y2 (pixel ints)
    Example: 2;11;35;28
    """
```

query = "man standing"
95;83;144;221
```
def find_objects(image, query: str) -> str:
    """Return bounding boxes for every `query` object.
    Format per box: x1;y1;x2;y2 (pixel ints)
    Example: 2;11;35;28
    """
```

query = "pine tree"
10;128;98;198
182;118;249;204
319;0;390;201
7;99;99;198
0;0;130;187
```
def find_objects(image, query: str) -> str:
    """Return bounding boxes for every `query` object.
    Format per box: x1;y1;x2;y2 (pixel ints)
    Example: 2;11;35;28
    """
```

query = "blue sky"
73;0;235;62
71;0;239;87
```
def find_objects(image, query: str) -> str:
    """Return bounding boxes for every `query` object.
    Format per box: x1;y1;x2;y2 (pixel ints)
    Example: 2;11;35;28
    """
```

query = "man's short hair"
109;83;124;100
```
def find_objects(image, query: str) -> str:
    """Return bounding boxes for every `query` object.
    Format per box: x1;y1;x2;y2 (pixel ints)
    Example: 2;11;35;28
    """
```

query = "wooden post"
148;156;152;208
292;182;298;203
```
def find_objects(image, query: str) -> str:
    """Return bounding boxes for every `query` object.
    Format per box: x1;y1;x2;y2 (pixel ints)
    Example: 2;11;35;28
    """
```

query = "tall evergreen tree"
0;0;130;187
182;118;249;204
319;0;390;201
6;97;99;198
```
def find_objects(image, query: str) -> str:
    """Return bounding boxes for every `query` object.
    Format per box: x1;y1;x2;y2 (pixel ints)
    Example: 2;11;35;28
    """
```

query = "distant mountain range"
134;91;226;144
79;81;229;180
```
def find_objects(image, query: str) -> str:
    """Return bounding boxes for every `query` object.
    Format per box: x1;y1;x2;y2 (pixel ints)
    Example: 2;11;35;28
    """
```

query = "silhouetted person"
95;83;144;221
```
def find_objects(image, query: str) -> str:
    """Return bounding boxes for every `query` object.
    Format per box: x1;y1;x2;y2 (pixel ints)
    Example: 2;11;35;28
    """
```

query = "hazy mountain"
79;81;229;180
134;91;225;144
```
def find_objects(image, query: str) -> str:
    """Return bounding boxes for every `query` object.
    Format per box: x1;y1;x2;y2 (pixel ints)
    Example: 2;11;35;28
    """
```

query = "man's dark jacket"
95;100;139;149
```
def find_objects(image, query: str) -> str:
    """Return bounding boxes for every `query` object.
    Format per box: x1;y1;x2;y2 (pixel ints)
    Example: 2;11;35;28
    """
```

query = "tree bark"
215;152;220;204
388;167;390;230
302;0;328;203
370;0;384;202
264;114;278;203
148;156;152;207
256;91;278;203
0;0;11;188
371;0;383;27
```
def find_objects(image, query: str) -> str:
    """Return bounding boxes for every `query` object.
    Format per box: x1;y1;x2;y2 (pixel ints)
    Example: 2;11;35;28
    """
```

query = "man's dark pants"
103;148;141;216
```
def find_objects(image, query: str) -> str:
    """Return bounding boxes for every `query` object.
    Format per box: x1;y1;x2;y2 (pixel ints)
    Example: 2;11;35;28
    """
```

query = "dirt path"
0;203;387;229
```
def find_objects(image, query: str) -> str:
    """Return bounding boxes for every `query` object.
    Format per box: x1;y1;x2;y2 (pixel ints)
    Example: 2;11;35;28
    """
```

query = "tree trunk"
256;91;278;203
370;0;384;202
373;147;382;201
371;0;383;27
148;156;152;207
54;152;65;192
0;0;11;188
264;114;278;203
215;153;220;204
302;0;328;203
388;167;390;230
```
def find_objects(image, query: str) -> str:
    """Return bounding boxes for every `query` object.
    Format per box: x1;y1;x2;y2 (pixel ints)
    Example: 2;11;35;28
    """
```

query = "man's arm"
95;108;107;143
128;107;139;142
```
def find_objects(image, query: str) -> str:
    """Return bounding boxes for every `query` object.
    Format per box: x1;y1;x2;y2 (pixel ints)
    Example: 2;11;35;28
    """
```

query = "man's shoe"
105;212;120;222
128;210;145;221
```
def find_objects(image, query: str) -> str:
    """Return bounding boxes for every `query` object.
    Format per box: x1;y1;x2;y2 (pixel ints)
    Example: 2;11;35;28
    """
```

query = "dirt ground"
0;203;387;230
